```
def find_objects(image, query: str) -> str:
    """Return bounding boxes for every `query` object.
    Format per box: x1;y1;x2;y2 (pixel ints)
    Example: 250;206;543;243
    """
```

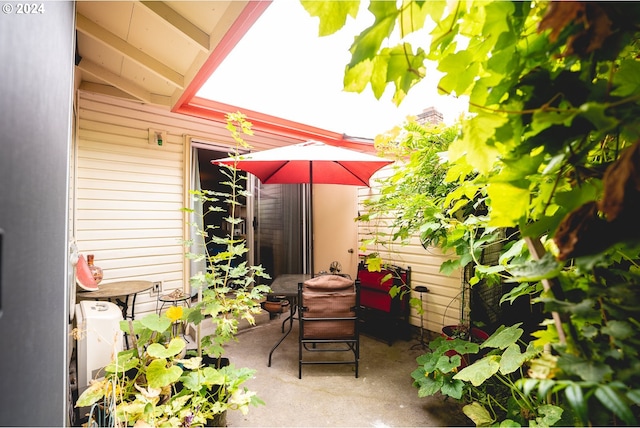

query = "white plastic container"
75;300;123;392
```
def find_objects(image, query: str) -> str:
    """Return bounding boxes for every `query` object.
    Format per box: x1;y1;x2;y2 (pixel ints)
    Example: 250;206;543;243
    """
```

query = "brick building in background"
417;107;444;126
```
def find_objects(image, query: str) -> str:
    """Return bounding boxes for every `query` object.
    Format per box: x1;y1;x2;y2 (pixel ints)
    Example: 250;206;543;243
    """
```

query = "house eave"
177;97;377;153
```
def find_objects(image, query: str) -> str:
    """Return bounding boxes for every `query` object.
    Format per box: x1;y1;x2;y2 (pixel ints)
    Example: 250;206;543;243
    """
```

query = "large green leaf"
594;385;638;426
435;355;463;374
627;389;640;404
578;102;619;133
344;59;373;93
75;379;107;407
179;367;225;392
499;343;526;375
434;338;480;356
146;359;183;389
449;113;505;174
370;53;390;99
486;182;531;227
201;366;227;386
557;354;613;383
438;50;479;96
462;402;495;426
601;320;635;340
179;370;204;392
500;282;539;305
454;355;500;386
536;404;563;426
481;324;523;350
139;313;172;333
349;2;397;65
481;1;514;48
416;375;444;398
416;350;440;370
146;337;186;359
528;108;578;136
564;383;588;426
611;59;640;97
518;378;538;398
104;351;139;374
398;0;430;37
387;44;427;104
505;252;563;282
440;377;465;399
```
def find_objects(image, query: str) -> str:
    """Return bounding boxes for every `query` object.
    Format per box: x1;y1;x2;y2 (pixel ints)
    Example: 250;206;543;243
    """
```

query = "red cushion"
360;288;392;312
358;270;392;292
358;266;409;313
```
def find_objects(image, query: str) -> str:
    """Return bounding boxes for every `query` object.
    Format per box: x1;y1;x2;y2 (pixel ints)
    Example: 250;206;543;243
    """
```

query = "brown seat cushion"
301;277;356;339
303;274;354;291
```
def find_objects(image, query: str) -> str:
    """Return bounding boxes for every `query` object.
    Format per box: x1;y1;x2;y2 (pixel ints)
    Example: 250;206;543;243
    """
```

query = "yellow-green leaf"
454;356;500;386
486;183;530;226
146;359;183;389
462;402;494;426
450;113;506;174
75;379;107;407
147;337;186;359
300;1;359;37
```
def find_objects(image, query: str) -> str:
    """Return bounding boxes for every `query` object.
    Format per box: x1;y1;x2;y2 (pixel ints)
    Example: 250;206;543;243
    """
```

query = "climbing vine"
303;1;640;425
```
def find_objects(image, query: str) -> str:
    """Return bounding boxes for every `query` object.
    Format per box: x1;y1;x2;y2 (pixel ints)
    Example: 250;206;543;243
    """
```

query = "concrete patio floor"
221;315;472;427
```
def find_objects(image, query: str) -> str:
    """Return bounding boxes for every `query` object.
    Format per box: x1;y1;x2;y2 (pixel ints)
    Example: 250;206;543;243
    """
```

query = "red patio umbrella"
214;140;393;274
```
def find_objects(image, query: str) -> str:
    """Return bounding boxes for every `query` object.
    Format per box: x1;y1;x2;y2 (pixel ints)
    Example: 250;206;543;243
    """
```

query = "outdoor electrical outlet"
151;281;162;296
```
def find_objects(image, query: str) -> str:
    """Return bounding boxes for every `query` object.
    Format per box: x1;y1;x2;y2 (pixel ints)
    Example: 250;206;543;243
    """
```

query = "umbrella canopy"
214;140;392;186
213;140;393;275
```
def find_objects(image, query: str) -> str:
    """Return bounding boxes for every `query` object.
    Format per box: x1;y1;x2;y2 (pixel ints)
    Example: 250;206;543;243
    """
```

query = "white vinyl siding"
75;91;301;317
357;171;462;334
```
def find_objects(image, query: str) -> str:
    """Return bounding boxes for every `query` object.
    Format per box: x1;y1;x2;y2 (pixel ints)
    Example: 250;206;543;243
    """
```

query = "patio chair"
297;275;360;379
358;262;411;345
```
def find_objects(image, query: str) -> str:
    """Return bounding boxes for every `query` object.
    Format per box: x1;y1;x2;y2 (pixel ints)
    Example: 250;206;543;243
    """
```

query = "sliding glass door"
253;181;308;285
194;146;308;286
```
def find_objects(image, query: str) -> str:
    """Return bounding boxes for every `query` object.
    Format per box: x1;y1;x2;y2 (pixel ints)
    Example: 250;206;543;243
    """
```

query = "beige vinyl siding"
357;170;462;334
75;91;302;317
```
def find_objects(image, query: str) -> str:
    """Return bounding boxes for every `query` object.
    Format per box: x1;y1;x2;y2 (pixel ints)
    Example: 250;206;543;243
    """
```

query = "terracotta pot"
262;298;290;314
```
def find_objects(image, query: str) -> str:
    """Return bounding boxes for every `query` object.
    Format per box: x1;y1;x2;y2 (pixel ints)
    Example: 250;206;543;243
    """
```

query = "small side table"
157;289;191;313
156;290;191;340
410;285;430;350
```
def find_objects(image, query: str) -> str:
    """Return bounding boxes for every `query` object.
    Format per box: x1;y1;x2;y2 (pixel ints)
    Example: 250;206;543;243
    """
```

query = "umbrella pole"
309;162;314;276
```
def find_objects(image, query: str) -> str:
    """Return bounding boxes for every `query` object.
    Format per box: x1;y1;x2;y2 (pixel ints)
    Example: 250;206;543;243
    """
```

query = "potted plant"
412;324;559;426
75;307;260;426
441;324;489;342
76;112;270;426
438;274;490;365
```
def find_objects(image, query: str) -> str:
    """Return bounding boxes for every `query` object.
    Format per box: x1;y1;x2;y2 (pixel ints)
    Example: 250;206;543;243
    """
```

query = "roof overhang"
74;0;375;151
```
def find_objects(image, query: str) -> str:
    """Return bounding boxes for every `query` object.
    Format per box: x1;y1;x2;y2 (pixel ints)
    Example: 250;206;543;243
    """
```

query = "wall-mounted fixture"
148;129;166;146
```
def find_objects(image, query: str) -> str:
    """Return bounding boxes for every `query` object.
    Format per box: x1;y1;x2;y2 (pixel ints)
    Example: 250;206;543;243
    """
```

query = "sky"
197;1;468;139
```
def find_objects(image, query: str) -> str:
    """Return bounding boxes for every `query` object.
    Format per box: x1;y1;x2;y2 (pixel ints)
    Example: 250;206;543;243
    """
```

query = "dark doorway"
196;147;306;285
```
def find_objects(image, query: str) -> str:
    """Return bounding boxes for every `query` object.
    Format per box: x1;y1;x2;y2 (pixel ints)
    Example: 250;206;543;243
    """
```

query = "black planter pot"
203;356;230;427
173;356;230;426
207;411;227;427
202;355;230;369
176;356;230;393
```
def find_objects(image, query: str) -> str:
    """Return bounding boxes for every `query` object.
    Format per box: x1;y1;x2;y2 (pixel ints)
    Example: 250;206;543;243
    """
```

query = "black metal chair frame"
297;279;361;379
